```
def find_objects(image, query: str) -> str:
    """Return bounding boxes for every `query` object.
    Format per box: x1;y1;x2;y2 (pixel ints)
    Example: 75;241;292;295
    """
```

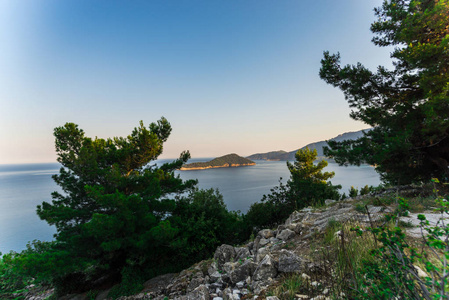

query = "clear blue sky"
0;0;392;164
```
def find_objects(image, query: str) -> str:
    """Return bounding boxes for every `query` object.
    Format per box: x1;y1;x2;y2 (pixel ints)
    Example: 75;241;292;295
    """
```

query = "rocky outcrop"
29;187;432;300
100;199;385;300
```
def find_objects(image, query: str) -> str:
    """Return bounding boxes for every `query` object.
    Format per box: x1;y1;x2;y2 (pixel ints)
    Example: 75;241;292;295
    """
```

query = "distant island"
247;128;371;161
180;153;256;171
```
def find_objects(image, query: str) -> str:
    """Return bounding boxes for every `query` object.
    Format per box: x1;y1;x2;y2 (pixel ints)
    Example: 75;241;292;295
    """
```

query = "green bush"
107;267;144;299
170;188;248;267
349;186;358;198
245;148;340;232
360;185;370;196
354;184;449;299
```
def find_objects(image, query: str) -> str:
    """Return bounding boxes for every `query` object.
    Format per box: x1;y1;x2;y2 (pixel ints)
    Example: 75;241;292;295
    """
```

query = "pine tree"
320;0;449;184
36;118;196;290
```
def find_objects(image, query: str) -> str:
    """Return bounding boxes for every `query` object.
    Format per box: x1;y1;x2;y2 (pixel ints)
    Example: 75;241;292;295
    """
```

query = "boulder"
287;223;302;234
253;254;278;282
214;245;236;270
258;229;275;239
186;284;209;300
278;250;303;273
259;238;270;247
277;229;296;241
234;247;251;261
256;247;270;262
229;259;256;284
187;276;205;292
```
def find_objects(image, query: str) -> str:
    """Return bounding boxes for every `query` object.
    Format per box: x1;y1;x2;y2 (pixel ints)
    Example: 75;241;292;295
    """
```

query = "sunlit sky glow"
0;0;392;164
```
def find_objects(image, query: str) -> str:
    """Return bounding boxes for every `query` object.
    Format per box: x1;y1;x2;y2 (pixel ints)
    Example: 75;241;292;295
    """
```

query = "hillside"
25;186;443;299
180;153;256;170
247;128;370;161
244;150;289;161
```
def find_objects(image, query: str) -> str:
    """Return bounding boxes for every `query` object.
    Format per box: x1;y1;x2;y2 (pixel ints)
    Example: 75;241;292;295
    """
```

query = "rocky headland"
180;154;255;171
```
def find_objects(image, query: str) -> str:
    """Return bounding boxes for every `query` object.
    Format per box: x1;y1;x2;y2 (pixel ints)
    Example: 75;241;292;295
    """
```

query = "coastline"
180;162;256;171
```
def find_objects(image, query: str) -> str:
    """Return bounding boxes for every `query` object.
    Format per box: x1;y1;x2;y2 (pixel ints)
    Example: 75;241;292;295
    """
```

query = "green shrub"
349;186;358;198
107;267;144;299
360;185;370;196
353;184;449;299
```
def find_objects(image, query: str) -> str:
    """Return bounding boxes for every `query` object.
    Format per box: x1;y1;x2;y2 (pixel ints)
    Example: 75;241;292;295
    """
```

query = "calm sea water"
0;159;380;254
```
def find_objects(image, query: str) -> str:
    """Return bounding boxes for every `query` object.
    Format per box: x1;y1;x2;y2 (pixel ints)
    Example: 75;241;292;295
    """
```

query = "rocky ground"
24;188;446;300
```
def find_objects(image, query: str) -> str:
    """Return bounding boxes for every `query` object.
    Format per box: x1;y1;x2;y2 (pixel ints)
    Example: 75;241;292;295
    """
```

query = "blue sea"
0;159;381;254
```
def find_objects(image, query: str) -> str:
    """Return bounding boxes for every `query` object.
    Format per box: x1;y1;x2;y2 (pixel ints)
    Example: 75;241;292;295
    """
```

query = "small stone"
325;199;336;206
296;295;309;299
322;288;329;295
311;281;319;287
213;298;224;300
301;273;311;281
414;265;428;278
236;281;245;288
266;297;280;300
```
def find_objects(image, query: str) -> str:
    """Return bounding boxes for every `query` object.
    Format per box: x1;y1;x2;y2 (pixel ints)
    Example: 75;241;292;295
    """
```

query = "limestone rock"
278;250;303;273
229;259;256;284
325;199;336;206
258;229;275;239
256;246;270;262
259;238;270;247
186;284;209;300
234;247;251;261
214;245;236;270
287;223;302;234
277;229;296;241
414;265;428;278
253;254;277;282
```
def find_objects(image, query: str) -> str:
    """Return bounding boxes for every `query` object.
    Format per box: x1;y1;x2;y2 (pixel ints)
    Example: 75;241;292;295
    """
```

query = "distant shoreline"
180;162;256;171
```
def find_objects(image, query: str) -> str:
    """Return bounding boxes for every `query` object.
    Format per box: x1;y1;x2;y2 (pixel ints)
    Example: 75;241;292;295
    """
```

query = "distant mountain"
180;153;256;171
247;129;370;161
245;150;289;161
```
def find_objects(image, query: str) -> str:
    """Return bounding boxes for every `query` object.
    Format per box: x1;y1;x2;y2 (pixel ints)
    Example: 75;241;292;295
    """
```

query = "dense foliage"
320;0;449;184
245;148;340;231
171;188;248;266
